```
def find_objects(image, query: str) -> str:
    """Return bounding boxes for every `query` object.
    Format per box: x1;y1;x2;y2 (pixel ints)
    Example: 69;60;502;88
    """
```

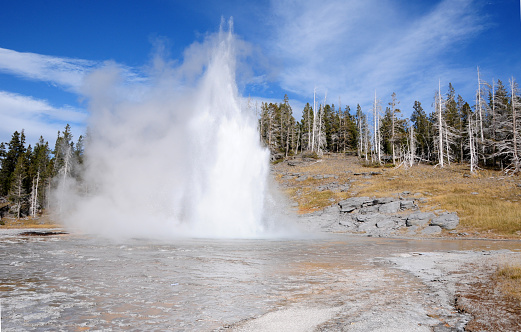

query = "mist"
51;22;293;239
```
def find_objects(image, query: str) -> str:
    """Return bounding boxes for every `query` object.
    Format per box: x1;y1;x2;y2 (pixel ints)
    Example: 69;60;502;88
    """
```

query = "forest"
0;74;520;219
0;125;83;220
258;75;521;175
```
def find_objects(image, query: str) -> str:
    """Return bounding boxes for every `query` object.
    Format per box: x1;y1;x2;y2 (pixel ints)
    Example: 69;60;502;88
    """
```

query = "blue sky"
0;0;520;145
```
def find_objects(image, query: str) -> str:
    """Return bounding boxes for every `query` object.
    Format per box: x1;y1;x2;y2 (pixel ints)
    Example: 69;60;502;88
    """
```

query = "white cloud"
0;48;146;93
267;0;486;115
0;91;87;144
0;48;97;92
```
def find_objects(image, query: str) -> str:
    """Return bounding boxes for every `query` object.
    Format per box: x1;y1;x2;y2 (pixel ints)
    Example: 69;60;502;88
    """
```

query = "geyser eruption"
53;22;283;238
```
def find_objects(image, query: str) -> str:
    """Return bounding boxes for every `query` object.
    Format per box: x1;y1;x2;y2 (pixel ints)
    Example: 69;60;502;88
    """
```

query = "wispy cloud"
0;48;146;93
267;0;486;114
0;48;97;92
0;49;146;143
0;91;87;144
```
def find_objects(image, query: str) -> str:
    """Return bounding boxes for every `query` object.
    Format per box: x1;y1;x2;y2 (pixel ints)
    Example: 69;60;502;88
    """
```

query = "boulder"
430;213;459;230
338;197;373;212
355;213;385;224
339;218;355;228
338;213;356;228
373;197;397;205
407;225;419;234
421;225;442;235
338;184;351;192
359;205;380;214
394;217;407;228
379;201;401;214
376;219;396;229
358;222;378;233
400;200;416;210
406;211;436;227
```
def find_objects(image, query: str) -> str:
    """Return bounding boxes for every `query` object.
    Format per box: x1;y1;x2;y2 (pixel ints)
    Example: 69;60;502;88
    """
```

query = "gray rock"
373;197;396;205
338;197;373;212
376;219;396;229
295;175;308;181
317;184;332;191
379;201;401;214
406;212;436;227
359;205;380;214
421;225;442;235
407;225;419;234
394;217;407;228
355;213;385;224
430;213;459;230
358;222;378;233
338;184;351;192
338;215;355;228
400;200;416;210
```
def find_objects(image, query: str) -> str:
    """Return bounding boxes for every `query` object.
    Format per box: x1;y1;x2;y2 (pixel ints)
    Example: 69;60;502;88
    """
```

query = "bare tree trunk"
373;91;381;163
438;80;444;167
469;116;476;173
311;88;316;152
409;124;415;167
511;77;519;172
30;171;40;218
477;67;485;150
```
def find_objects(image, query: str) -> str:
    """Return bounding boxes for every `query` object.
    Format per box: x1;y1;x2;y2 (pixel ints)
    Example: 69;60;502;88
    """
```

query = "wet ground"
2;229;521;331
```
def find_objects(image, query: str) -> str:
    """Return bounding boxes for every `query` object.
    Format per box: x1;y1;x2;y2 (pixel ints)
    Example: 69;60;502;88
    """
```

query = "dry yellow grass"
356;164;521;236
496;262;521;303
1;215;60;229
274;154;521;237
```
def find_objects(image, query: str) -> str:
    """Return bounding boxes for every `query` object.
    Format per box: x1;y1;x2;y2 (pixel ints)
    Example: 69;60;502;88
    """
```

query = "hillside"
273;154;521;239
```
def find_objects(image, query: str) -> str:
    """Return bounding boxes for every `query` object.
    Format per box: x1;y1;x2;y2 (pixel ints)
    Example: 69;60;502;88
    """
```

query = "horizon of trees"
1;71;519;219
258;72;521;175
0;124;83;219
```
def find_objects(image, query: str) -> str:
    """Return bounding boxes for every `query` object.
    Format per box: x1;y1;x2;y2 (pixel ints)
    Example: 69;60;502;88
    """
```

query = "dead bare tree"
372;91;382;163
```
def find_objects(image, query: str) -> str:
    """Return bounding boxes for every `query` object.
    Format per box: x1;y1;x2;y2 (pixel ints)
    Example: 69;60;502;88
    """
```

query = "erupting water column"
54;22;274;239
186;27;271;237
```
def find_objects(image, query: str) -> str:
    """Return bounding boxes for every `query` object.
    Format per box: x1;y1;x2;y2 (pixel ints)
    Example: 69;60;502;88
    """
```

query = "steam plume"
52;22;285;239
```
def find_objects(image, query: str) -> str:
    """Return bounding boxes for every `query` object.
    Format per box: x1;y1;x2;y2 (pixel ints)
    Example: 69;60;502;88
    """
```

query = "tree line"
0;124;83;219
258;72;521;174
1;71;519;219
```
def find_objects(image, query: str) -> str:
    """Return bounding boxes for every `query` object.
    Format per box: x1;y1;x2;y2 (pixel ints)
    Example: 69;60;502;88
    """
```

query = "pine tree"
300;103;314;151
9;155;27;218
29;137;51;217
0;130;26;196
489;79;509;168
411;101;431;161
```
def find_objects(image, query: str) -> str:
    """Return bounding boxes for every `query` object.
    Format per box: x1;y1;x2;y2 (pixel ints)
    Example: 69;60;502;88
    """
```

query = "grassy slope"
273;154;521;239
1;215;60;229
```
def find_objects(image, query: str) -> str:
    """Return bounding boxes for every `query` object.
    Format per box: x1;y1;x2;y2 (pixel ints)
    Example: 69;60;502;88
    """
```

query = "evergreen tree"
300;103;314;151
494;78;521;173
410;101;431;161
9;155;27;218
28;137;51;217
0;130;26;196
